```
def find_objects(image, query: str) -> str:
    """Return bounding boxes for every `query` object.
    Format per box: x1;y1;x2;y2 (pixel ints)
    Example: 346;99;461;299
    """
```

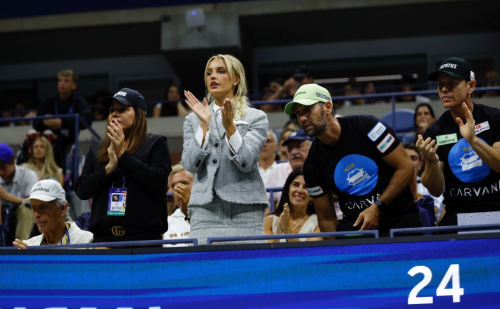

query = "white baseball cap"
22;179;66;205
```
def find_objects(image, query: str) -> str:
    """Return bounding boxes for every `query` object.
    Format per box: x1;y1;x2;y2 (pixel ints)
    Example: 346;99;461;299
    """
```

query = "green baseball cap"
284;83;332;115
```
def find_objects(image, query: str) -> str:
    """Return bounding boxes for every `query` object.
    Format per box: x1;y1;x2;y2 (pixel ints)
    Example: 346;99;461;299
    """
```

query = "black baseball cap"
294;66;311;80
427;57;475;81
102;88;147;112
282;130;314;146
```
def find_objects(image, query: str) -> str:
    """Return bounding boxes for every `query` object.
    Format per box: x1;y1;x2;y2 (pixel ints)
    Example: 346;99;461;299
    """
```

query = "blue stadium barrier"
23;238;198;249
266;186;282;212
206;230;379;245
390;223;500;237
2;232;500;307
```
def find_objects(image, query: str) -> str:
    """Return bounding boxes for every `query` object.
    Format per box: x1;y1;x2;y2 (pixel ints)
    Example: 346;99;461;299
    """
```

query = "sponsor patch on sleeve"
367;122;387;142
475;121;490;135
376;133;395;153
306;186;324;197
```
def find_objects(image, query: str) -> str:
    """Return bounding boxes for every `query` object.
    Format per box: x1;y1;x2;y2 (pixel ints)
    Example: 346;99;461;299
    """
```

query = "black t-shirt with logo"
304;115;416;222
424;103;500;213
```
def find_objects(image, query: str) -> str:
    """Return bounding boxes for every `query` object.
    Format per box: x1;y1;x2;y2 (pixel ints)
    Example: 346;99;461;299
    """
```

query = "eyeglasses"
437;79;465;91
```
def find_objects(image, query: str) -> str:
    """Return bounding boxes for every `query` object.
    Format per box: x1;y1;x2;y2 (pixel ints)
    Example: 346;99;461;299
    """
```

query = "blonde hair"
57;69;78;83
97;106;148;164
28;137;61;180
169;162;193;190
204;54;249;121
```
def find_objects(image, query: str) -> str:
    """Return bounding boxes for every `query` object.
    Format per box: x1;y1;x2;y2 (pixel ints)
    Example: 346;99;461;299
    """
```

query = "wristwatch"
374;199;388;214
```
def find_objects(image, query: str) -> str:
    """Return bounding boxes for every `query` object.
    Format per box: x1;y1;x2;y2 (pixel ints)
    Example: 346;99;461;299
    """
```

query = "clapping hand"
108;119;126;158
221;98;236;137
416;135;439;163
455;102;476;143
173;183;190;217
105;142;118;175
279;203;291;234
184;91;211;130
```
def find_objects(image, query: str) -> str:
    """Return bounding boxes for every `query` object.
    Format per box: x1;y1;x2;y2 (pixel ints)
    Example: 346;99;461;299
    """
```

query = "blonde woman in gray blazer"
182;54;269;245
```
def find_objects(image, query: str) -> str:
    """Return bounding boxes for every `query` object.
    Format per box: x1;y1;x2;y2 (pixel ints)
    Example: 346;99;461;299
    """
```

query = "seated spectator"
343;79;365;106
259;130;279;183
153;84;190;117
278;120;301;161
265;130;313;204
0;143;37;240
5;103;34;127
402;103;437;145
13;179;93;248
21;136;64;186
261;79;286;112
293;65;314;86
399;82;431;104
33;69;93;169
278;129;293;161
266;65;314;103
264;168;321;242
404;143;444;221
399;84;415;102
163;163;193;247
364;82;377;104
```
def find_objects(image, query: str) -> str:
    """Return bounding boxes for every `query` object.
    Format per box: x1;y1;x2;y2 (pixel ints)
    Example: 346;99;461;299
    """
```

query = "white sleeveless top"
272;213;318;242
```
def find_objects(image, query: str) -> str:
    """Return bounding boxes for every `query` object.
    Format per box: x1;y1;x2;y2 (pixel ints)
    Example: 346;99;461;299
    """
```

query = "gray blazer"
182;103;269;206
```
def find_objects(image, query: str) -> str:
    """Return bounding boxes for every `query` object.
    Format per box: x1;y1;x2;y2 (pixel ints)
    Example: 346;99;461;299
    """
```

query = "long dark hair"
413;103;435;130
272;167;315;216
97;106;148;164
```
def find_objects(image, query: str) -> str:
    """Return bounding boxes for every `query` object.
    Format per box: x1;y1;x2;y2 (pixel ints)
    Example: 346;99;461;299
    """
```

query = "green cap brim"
284;98;319;115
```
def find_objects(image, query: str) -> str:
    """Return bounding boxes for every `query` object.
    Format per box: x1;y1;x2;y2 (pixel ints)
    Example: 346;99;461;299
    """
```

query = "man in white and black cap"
417;57;500;226
13;179;93;249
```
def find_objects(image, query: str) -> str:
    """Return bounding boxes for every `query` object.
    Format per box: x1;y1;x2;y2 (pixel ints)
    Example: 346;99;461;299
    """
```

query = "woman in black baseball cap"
76;88;172;246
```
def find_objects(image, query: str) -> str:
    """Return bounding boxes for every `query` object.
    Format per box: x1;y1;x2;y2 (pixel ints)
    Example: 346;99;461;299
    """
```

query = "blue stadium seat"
381;109;414;131
380;109;415;140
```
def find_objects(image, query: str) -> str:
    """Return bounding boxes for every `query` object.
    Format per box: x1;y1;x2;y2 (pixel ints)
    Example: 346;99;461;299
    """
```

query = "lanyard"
111;169;126;188
54;101;74;115
40;223;71;246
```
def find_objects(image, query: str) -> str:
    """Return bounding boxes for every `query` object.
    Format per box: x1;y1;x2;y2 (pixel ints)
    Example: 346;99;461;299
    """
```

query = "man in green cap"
285;84;420;237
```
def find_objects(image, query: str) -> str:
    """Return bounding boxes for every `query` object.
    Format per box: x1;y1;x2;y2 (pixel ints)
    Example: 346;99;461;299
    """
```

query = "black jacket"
34;93;93;145
75;134;171;242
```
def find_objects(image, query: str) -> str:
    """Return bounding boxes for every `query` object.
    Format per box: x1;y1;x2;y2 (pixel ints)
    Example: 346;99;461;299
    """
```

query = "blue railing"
390;223;500;237
24;238;198;249
3;222;500;249
0;114;100;189
206;230;379;245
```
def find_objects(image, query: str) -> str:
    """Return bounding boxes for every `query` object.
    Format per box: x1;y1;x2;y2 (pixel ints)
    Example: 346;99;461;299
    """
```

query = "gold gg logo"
111;226;125;236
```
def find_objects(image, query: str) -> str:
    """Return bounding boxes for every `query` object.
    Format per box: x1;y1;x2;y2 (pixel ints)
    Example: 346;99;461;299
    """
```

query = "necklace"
291;214;308;232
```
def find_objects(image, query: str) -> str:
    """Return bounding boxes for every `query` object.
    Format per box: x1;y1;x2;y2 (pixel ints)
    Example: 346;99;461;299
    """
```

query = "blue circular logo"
334;155;378;196
448;138;490;183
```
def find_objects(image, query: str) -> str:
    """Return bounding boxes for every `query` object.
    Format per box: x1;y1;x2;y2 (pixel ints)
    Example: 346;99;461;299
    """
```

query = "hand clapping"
184;91;211;129
455;102;476;143
107;119;126;158
416;135;439;163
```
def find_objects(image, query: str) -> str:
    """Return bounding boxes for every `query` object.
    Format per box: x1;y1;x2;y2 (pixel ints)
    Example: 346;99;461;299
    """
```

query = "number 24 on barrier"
408;264;464;305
